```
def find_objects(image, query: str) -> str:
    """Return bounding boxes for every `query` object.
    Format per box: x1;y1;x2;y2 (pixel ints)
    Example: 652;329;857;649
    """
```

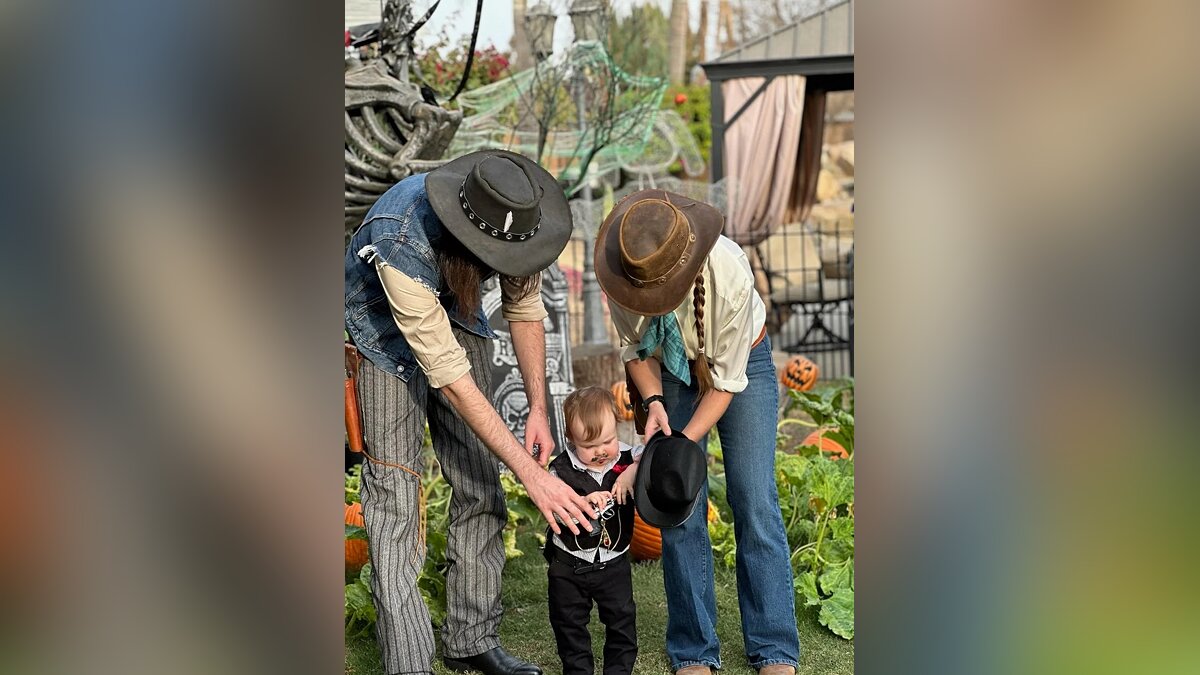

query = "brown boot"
758;666;796;675
676;667;713;675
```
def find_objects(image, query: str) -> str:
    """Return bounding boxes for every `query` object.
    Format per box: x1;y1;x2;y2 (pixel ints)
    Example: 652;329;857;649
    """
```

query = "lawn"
345;539;853;675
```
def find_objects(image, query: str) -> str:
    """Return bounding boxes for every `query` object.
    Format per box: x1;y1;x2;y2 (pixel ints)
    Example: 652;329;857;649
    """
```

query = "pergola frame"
703;55;854;183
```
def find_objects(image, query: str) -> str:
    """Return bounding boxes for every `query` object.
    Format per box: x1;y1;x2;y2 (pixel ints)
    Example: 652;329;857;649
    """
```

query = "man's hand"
611;463;638;505
521;468;596;536
643;400;671;440
524;408;555;467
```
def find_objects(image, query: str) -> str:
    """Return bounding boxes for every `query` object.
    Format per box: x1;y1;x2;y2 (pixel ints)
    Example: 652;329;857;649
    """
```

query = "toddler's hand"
611;464;638;505
585;491;610;512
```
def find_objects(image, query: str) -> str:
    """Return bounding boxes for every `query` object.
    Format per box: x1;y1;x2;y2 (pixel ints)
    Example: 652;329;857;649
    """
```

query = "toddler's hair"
562;387;621;444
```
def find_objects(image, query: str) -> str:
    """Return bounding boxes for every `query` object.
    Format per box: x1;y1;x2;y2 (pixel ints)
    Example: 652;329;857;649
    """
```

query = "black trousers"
547;552;637;675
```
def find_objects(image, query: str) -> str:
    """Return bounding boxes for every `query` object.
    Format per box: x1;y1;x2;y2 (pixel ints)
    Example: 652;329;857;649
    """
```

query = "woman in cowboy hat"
346;150;596;675
595;190;800;675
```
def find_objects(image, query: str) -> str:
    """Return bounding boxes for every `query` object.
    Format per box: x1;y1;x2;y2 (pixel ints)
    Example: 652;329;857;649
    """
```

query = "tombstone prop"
481;263;574;457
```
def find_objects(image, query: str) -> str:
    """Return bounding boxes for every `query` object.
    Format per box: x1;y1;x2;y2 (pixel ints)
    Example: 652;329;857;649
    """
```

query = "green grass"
346;539;852;675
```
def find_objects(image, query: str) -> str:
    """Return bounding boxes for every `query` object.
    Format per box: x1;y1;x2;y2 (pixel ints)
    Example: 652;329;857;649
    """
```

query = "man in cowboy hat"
346;150;596;675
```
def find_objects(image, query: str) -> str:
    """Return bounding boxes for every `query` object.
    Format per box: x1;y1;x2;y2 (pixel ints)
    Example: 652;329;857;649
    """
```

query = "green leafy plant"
344;427;546;636
787;452;854;639
662;84;711;173
704;434;738;568
411;26;513;107
778;382;855;639
345;462;362;505
345;562;376;639
500;471;544;558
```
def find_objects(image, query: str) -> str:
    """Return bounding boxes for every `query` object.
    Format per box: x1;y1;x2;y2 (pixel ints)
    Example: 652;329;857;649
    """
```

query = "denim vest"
345;174;497;381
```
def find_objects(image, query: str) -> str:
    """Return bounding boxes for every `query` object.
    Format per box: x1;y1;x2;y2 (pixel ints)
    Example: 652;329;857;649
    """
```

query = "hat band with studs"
459;179;540;241
626;232;697;288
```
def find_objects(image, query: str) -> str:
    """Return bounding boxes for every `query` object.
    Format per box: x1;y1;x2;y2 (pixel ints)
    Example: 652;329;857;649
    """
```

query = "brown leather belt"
752;324;767;348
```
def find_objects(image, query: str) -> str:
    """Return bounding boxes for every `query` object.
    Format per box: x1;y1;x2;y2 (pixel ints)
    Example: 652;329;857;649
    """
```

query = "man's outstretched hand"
520;468;595;536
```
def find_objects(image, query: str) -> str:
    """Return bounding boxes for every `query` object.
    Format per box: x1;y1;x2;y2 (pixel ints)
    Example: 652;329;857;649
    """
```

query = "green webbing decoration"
446;41;668;195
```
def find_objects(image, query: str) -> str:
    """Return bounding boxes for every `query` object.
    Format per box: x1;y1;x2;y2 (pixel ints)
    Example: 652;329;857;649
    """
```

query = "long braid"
692;270;715;402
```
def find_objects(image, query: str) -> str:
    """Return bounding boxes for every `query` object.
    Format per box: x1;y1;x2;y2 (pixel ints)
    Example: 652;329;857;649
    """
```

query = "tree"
668;0;688;84
608;4;669;78
512;0;533;72
717;0;736;52
721;0;823;48
695;0;710;66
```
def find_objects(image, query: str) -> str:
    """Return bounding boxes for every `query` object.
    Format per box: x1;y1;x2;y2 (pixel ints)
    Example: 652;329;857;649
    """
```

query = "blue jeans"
659;337;800;670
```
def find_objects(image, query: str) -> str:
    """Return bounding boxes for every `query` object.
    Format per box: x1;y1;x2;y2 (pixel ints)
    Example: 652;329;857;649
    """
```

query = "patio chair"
754;218;854;372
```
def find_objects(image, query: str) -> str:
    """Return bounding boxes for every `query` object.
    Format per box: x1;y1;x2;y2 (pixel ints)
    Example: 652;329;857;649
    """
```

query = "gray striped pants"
357;329;506;675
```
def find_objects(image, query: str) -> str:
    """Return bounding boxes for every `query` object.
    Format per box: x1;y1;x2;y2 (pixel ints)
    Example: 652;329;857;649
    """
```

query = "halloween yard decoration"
344;0;463;236
780;353;820;391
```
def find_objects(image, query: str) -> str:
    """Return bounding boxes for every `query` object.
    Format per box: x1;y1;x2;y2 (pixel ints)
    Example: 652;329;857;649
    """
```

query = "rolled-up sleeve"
708;285;754;393
500;272;549;322
608;302;649;363
377;262;470;388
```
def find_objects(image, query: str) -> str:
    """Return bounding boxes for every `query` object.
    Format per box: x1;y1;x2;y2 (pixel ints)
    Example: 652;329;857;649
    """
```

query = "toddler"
544;387;642;675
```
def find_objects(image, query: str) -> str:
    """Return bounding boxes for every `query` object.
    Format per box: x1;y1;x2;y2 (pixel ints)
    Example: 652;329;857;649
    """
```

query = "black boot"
443;647;543;675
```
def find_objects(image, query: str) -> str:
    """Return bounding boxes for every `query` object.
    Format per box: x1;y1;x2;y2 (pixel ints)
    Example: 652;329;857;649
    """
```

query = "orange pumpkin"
611;381;635;421
802;429;848;459
630;500;720;561
779;355;819;391
345;502;369;575
630;511;662;561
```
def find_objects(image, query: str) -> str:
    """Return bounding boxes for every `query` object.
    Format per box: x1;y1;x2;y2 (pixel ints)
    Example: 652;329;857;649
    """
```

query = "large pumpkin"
345;502;369;575
802;429;849;459
780;355;820;391
611;381;635;421
630;500;720;561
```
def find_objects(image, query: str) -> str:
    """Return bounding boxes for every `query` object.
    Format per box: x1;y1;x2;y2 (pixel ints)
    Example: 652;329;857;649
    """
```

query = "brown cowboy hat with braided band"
594;189;724;316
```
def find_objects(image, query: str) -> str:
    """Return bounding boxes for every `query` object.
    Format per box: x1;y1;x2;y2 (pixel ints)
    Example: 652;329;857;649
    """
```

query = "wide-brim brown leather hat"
426;149;573;278
594;189;724;316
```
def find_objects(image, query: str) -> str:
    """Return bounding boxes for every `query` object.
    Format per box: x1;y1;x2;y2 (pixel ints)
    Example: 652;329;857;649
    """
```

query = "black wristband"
641;394;666;412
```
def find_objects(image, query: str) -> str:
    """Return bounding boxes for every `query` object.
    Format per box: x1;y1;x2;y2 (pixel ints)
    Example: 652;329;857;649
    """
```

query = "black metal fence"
749;209;854;379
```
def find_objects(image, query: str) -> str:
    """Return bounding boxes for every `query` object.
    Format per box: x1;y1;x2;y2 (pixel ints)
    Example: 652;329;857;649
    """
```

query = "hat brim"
426;150;573;278
595;190;724;316
633;431;706;529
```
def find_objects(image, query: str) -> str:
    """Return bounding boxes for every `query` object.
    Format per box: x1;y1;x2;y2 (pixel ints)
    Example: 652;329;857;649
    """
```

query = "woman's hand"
643;399;671;440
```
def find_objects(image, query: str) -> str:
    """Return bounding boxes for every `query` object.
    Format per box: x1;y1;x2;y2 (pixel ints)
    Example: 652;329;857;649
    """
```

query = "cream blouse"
609;236;767;393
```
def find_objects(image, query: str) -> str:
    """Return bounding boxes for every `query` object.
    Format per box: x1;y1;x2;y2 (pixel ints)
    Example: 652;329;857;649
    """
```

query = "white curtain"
721;75;805;247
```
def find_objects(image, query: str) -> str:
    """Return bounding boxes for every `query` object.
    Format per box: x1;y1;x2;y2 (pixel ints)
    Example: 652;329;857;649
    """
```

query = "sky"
346;0;720;56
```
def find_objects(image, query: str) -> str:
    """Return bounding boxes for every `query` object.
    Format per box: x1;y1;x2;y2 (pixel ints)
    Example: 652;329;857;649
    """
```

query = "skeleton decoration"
345;0;462;235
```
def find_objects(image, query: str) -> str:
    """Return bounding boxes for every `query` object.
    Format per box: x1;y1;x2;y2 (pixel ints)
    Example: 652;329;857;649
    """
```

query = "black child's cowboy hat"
634;429;708;529
426;150;573;278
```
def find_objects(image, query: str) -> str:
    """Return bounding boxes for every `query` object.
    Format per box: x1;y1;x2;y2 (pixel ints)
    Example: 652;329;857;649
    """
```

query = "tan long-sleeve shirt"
377;261;547;387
